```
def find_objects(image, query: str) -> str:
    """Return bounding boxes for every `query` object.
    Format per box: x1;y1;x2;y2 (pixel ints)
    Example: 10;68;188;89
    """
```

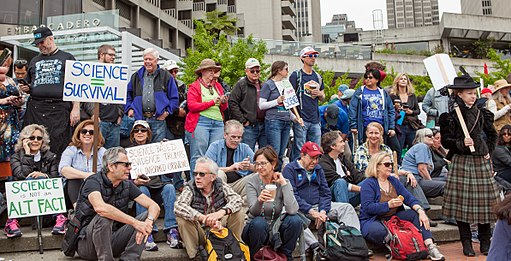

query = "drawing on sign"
282;80;300;110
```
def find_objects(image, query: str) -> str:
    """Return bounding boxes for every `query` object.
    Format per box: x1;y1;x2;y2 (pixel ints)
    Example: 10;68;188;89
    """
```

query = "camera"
8;88;20;97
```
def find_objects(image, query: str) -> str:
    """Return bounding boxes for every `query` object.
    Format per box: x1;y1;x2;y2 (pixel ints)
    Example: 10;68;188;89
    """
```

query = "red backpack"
383;216;429;260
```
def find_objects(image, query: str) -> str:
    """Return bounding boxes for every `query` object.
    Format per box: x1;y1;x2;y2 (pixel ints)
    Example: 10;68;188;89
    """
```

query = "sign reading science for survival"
63;60;129;104
126;139;190;179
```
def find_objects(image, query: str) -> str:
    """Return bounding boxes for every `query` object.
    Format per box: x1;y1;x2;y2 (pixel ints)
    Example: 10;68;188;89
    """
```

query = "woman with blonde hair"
488;79;511;132
354;122;392;173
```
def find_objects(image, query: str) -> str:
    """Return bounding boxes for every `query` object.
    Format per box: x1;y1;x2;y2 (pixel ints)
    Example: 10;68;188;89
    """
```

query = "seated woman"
242;146;302;261
487;195;511;260
7;124;61;237
128;120;180;251
59;120;106;207
493;124;511;184
359;152;444;260
430;128;449;179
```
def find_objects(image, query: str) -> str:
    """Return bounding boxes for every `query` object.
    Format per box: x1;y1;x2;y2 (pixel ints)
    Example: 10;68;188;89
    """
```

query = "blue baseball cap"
338;84;349;93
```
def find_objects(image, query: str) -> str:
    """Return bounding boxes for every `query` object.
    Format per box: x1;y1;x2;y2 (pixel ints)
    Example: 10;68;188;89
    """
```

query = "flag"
484;63;488;75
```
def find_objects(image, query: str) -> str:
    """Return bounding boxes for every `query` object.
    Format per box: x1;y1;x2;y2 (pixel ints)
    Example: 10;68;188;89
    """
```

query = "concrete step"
427;204;443;221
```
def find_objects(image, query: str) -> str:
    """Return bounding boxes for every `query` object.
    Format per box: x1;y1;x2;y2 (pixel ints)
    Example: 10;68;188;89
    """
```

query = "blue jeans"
136;184;177;231
398;123;416;151
265;119;291;171
291;121;321;161
330;178;365;207
242;121;267;152
145;118;167;143
242;215;302;260
187;116;224;175
100;121;120;149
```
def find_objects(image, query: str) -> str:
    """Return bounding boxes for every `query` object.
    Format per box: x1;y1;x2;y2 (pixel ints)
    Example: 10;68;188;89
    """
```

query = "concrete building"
294;0;322;42
321;14;362;43
386;0;440;29
460;0;511;18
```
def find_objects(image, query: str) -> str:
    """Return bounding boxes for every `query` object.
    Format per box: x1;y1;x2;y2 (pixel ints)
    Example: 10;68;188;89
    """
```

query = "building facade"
321;14;362;43
460;0;511;17
386;0;439;29
294;0;322;42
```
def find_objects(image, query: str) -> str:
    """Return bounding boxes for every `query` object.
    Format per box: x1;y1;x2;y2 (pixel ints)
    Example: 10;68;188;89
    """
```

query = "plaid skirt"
442;154;499;224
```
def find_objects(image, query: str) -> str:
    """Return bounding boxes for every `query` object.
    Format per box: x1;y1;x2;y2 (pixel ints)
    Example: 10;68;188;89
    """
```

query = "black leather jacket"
10;150;58;180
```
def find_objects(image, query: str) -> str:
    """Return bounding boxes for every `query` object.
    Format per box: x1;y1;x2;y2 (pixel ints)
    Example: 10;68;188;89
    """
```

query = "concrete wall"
237;0;280;40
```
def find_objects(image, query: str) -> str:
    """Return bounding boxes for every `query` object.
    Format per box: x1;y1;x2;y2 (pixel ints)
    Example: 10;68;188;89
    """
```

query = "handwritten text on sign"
63;60;129;104
6;178;65;218
126;140;190;179
282;80;299;109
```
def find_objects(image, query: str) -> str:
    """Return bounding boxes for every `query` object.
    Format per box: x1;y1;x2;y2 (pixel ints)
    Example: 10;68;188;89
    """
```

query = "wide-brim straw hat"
493;79;511;92
195;59;221;74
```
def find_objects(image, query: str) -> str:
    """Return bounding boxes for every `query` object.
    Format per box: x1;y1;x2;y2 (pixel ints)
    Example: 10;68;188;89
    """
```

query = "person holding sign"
438;74;499;257
6;124;60;238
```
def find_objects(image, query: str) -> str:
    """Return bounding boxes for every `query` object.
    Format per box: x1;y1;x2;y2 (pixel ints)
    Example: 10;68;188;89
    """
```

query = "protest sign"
63;60;129;104
282;80;299;110
423;54;457;91
6;178;65;219
126;139;190;179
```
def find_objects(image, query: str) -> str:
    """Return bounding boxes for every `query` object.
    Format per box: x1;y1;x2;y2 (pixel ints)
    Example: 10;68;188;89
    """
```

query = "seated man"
318;131;366;207
283;142;360;250
205;120;255;197
175;156;244;260
319;104;349;137
75;147;160;260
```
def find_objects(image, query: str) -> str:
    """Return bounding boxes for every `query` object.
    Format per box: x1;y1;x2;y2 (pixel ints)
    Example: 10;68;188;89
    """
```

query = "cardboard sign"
6;178;66;218
282;80;300;109
126;139;190;179
63;60;129;104
423;54;457;91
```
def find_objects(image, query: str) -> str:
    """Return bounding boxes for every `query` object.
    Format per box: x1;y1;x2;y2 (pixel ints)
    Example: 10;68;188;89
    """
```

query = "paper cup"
265;184;277;202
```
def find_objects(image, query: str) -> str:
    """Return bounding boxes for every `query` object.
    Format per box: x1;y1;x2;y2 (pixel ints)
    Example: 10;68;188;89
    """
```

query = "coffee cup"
265;184;277;202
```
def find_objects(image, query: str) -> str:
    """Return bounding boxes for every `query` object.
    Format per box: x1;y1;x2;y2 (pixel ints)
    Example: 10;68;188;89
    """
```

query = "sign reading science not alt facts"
63;60;129;104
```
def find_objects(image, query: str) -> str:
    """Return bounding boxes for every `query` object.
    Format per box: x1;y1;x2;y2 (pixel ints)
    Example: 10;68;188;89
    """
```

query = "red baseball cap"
481;88;492;95
301;142;323;157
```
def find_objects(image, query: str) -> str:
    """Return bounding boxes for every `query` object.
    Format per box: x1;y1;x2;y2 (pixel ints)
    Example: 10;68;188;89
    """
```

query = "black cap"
32;27;53;45
325;104;340;126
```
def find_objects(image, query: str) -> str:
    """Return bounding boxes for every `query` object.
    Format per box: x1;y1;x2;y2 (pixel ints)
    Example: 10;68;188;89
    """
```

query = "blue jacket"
319;104;349;135
359;176;420;238
204;140;254;177
348;86;396;144
125;66;179;120
282;160;331;214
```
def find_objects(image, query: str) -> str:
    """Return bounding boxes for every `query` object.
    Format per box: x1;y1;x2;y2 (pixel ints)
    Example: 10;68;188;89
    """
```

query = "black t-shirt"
27;50;76;99
225;147;241;183
100;103;124;123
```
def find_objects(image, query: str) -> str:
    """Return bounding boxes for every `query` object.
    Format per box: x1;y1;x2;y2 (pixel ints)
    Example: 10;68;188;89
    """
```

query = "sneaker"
145;234;158;251
4;219;22;238
52;214;67;235
427;243;445;261
166;228;183;248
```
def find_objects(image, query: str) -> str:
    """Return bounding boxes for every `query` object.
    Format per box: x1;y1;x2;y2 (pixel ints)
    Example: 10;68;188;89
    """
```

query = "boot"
462;240;475;257
458;221;475;257
478;223;491;255
480;239;490;255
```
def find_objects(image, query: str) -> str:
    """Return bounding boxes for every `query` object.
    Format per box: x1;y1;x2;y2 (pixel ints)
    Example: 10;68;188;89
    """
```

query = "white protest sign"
6;178;66;219
423;54;457;90
63;60;129;104
126;139;190;179
282;80;300;109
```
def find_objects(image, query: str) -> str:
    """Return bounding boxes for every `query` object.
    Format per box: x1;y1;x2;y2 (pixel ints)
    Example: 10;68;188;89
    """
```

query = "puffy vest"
189;178;227;215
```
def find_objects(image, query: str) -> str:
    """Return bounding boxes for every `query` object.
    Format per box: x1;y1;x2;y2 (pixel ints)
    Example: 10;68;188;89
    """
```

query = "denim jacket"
204;140;254;177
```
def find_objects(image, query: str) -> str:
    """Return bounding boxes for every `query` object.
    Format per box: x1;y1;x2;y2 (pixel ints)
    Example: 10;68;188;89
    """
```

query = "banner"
126;140;190;179
282;80;300;110
63;60;129;104
6;178;66;218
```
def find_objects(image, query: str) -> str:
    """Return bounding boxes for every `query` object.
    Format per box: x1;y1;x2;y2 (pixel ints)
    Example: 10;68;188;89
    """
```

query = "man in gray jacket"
422;87;449;127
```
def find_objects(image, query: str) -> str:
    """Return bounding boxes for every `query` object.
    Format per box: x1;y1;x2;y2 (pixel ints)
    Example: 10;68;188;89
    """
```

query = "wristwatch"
222;207;230;215
147;215;155;223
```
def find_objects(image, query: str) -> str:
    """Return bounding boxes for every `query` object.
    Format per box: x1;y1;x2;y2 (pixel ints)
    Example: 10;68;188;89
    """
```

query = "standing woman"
389;73;422;151
185;59;228;174
488;79;511;132
439;74;499;256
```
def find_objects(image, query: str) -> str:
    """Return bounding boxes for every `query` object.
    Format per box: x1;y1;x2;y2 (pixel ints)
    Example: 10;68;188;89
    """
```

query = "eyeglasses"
133;128;148;133
170;69;179;74
14;59;27;66
254;161;270;167
379;162;393;168
193;171;213;177
302;54;318;58
365;76;374;79
104;53;116;57
206;86;214;95
227;134;242;140
28;136;43;141
114;161;132;167
249;69;261;74
80;129;94;135
425;134;434;138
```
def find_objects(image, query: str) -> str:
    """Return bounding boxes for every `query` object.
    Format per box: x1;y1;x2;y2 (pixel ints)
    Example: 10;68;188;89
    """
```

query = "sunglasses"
379;162;393;168
425;134;434;138
80;129;94;135
302;54;318;58
503;133;511;136
14;59;28;66
170;69;179;74
28;136;43;141
365;76;375;79
193;171;213;177
249;69;261;74
133;128;148;133
114;161;132;167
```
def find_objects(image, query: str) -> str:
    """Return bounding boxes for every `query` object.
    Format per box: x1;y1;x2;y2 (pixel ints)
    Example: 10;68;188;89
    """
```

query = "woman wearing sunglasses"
59;120;106;208
6;124;59;238
185;59;228;175
359;152;444;260
493;124;511;184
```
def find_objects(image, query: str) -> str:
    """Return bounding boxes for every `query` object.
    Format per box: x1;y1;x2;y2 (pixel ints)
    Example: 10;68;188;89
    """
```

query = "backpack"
317;221;369;261
200;227;250;261
383;216;429;261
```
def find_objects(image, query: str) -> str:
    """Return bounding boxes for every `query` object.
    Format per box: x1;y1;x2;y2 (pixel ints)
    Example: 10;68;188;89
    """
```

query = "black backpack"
317;221;370;261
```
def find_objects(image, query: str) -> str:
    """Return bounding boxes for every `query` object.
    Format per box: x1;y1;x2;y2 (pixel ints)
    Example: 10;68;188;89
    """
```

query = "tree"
475;48;511;85
202;10;238;38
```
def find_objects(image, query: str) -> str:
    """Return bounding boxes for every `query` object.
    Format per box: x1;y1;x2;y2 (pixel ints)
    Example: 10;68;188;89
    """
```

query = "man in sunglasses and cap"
175;156;244;260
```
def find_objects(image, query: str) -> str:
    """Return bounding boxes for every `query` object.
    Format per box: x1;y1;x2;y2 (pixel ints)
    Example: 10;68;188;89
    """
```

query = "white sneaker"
145;235;158;251
427;243;445;261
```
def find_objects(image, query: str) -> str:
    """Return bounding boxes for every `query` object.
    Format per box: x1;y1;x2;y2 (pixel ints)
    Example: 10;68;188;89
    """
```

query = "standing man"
162;59;187;141
289;47;326;161
125;48;179;142
19;27;79;157
229;58;267;151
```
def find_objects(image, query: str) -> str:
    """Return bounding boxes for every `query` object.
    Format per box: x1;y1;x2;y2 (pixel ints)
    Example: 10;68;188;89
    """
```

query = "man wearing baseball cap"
319;103;349;137
162;60;188;141
289;47;326;162
228;58;267;151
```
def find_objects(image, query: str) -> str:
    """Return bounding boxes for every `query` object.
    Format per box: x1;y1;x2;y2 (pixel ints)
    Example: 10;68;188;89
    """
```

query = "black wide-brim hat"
446;74;480;89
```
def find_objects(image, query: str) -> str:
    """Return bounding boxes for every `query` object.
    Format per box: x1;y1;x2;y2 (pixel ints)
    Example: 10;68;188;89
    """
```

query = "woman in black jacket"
493;124;511;184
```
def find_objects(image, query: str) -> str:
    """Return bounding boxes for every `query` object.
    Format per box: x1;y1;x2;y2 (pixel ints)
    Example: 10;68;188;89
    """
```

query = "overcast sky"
320;0;461;30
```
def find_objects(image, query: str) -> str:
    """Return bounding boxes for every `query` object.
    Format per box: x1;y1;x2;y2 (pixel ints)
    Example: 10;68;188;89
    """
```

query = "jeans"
187;116;224;175
291;121;321;161
330;178;365;207
136;184;177;231
100;121;120;149
399;175;431;210
242;215;302;260
265;119;291;171
398;123;416;151
145;118;167;143
415;175;445;198
242;121;267;152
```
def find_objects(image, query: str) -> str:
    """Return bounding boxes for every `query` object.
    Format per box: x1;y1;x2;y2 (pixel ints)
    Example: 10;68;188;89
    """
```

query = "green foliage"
312;65;352;105
375;48;444;57
475;48;511;85
472;38;495;59
202;11;238;38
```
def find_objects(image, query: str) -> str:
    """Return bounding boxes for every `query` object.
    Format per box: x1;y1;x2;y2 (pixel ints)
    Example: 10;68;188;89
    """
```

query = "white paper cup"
265;184;277;202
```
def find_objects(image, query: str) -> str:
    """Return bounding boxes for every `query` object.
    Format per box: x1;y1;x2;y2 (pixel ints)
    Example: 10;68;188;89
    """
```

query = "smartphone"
402;104;409;109
138;174;150;180
17;78;28;85
0;48;11;66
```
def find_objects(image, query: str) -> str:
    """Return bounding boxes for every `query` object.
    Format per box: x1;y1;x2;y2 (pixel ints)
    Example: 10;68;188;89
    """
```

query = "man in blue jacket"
205;120;255;197
125;48;179;142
